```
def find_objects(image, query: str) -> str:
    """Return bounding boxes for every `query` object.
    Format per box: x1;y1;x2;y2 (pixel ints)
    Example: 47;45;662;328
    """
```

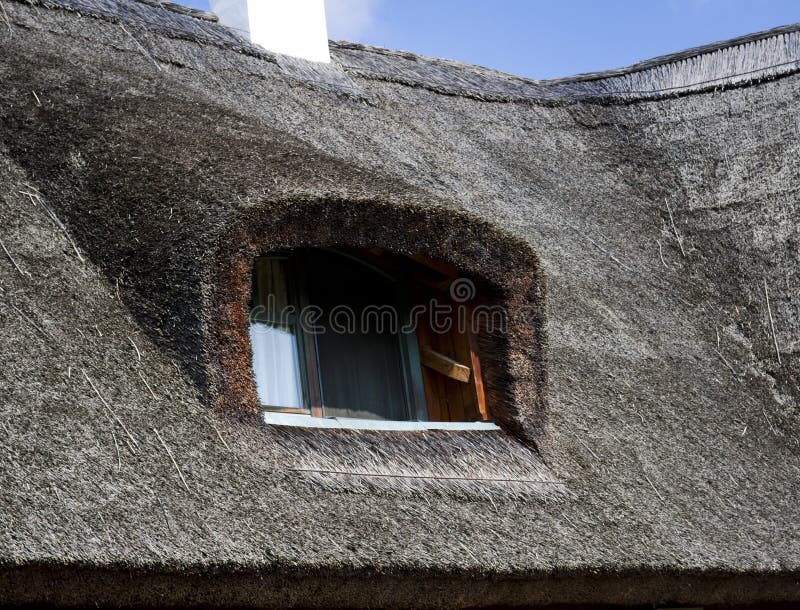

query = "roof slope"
0;1;799;607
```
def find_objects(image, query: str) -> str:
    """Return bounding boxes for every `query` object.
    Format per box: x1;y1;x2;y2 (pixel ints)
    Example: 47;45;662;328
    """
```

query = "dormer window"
249;248;489;425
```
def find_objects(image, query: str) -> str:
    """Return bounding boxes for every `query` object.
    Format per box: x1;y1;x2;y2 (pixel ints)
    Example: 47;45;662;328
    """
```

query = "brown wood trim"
420;346;471;383
466;317;489;421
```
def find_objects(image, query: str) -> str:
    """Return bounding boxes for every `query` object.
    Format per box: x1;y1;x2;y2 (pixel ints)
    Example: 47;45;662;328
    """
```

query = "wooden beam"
420;346;471;383
466;326;488;421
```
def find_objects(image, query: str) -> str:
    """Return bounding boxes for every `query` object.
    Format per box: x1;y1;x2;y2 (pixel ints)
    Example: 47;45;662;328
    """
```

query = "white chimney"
210;0;331;63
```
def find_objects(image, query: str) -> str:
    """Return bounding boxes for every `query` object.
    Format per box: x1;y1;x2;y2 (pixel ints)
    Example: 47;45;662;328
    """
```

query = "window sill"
262;411;500;431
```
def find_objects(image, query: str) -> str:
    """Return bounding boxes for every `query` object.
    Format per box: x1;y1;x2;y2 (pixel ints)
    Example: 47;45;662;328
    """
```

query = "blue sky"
181;1;798;79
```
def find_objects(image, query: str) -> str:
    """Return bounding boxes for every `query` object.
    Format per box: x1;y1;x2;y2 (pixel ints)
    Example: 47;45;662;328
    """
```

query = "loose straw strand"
153;428;191;493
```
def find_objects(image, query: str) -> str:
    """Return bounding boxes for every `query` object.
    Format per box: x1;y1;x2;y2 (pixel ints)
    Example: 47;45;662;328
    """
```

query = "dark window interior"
308;252;417;420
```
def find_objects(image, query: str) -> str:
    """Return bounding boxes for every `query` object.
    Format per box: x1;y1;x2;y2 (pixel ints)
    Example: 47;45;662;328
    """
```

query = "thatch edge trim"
17;0;279;63
332;20;800;86
541;21;800;83
2;562;800;607
9;0;800;104
333;30;800;103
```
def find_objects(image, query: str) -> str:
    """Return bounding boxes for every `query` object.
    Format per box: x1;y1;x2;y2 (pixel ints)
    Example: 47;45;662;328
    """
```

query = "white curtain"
250;322;303;408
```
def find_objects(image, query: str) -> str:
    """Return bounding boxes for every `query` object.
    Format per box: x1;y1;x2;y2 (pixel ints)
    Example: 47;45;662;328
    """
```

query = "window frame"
252;249;429;421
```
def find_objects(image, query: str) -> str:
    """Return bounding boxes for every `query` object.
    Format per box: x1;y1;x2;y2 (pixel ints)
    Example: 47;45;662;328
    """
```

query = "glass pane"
307;251;409;421
249;322;304;408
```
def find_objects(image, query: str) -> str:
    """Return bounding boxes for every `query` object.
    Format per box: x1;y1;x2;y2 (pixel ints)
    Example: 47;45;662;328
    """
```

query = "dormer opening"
249;248;489;426
208;200;547;446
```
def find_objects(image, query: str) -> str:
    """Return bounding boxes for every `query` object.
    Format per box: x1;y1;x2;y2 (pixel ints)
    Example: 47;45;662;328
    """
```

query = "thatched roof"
0;0;798;607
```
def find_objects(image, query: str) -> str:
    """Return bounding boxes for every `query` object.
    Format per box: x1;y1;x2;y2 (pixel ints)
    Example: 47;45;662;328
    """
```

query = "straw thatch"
0;0;798;607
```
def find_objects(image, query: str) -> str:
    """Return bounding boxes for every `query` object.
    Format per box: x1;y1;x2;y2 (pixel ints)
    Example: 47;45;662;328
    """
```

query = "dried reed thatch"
0;0;798;607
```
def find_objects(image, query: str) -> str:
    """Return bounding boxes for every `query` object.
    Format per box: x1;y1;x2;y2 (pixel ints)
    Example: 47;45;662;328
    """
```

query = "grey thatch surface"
0;0;799;607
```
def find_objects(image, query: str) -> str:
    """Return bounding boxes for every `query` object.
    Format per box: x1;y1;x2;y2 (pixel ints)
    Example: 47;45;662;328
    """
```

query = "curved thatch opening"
206;198;549;448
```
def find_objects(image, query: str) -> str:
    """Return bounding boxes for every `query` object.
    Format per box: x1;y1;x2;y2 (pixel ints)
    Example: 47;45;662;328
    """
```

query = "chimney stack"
209;0;331;63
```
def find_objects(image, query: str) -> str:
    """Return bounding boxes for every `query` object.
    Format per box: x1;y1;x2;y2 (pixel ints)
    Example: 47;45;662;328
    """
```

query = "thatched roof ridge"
334;23;800;101
14;0;800;102
31;0;249;49
542;21;800;83
0;0;799;607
